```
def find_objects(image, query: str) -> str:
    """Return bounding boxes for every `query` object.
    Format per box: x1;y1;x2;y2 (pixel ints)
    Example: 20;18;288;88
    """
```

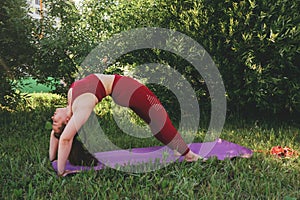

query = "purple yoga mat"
51;139;252;173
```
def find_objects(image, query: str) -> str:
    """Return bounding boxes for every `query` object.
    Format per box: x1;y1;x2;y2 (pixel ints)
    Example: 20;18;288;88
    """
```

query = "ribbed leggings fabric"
111;75;189;155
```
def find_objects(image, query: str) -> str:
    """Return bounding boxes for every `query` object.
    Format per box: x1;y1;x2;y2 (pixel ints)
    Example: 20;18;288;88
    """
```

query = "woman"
50;74;199;176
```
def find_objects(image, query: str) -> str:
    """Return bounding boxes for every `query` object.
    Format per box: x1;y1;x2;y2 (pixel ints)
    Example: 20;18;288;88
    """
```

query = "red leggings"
111;75;189;155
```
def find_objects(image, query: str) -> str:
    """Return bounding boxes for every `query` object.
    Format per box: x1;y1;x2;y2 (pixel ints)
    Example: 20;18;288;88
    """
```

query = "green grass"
16;77;57;93
0;94;299;199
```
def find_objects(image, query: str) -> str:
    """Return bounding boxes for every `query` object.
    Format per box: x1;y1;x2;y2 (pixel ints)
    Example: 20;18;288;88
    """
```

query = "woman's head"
51;107;98;166
51;107;69;134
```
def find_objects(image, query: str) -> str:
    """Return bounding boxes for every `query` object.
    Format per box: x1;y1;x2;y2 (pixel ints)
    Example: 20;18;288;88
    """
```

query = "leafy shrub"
0;0;36;109
0;93;66;136
161;0;300;117
38;0;299;119
220;0;299;117
115;0;299;118
17;93;66;111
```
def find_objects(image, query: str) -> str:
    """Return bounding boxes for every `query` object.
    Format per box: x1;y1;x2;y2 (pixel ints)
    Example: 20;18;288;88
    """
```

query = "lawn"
0;93;299;199
16;77;57;93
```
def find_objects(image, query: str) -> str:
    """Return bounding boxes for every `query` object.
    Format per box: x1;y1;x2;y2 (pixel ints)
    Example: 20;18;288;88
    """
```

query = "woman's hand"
49;130;59;162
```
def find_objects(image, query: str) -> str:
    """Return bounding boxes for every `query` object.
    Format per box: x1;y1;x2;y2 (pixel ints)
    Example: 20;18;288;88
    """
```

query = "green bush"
139;0;299;117
161;0;300;117
9;92;65;111
0;0;36;109
38;0;299;119
207;0;299;117
0;93;66;137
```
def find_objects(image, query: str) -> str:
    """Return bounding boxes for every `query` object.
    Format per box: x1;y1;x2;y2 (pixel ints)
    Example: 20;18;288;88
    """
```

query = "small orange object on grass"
270;146;298;158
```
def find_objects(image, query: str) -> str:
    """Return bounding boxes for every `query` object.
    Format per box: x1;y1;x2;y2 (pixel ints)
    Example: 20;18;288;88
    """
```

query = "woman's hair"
68;134;99;166
54;128;98;166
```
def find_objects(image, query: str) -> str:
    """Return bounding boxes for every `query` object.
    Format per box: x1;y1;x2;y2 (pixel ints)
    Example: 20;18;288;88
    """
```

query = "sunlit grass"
0;94;299;199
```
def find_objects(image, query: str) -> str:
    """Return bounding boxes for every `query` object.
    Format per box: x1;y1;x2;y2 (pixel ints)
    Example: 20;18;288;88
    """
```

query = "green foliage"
79;0;300;117
112;0;298;117
18;93;66;111
17;77;58;93
33;0;84;92
197;0;300;117
34;0;121;89
3;0;299;118
0;0;36;108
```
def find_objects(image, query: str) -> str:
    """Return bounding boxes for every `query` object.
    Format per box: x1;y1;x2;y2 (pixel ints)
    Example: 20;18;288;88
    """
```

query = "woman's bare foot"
173;150;181;157
184;150;201;162
174;150;205;162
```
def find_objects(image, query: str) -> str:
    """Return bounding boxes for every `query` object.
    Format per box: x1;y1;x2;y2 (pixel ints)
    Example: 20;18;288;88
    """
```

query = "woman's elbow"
59;137;73;145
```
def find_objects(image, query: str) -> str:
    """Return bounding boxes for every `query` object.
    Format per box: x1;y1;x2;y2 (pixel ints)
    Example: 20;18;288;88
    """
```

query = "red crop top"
70;74;107;104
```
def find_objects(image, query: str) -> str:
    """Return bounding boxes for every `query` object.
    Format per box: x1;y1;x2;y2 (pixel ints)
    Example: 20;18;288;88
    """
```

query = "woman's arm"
57;103;95;175
49;130;59;161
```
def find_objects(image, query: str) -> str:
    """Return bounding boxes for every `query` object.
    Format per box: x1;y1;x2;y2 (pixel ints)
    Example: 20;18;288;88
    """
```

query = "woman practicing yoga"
50;74;200;176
